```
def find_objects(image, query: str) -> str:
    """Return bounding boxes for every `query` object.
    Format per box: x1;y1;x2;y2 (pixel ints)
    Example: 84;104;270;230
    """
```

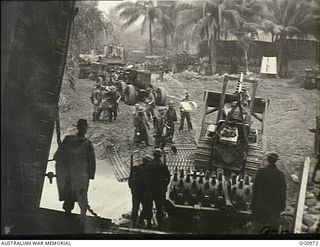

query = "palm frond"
284;25;301;35
121;12;143;29
115;2;136;12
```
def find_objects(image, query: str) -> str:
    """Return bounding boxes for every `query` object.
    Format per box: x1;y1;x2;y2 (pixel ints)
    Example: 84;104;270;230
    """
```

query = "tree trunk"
210;31;217;75
244;49;249;75
224;31;228;40
164;33;167;51
171;34;174;49
149;18;153;55
278;33;288;78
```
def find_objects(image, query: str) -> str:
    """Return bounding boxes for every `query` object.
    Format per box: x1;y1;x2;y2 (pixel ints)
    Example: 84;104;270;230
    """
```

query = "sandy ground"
40;72;319;226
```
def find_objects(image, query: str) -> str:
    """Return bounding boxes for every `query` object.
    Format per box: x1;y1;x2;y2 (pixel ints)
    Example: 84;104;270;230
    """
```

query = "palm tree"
175;0;242;74
156;1;176;51
115;0;164;55
261;0;319;77
227;0;265;74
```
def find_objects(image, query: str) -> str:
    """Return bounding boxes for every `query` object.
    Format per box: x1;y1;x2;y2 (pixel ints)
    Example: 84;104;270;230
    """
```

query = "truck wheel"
155;86;167;106
124;85;136;105
118;81;127;100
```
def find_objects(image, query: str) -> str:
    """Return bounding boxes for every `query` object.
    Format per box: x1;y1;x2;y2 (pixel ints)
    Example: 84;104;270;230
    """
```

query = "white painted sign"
260;56;277;75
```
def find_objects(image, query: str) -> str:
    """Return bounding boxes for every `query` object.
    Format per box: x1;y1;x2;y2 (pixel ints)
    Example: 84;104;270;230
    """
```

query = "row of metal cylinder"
168;167;253;210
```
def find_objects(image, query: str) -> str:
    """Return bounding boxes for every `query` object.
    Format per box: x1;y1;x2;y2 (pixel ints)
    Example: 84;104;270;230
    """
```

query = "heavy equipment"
78;44;126;79
121;69;168;106
164;74;269;232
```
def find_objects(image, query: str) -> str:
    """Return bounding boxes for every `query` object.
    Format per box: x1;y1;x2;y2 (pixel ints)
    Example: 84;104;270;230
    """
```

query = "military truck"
121;69;167;106
164;74;268;231
78;44;126;79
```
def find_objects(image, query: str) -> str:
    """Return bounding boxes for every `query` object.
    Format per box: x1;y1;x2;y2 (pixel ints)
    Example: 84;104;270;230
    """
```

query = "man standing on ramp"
54;119;96;229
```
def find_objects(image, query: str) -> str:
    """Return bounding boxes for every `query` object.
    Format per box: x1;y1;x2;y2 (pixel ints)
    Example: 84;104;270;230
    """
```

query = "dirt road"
42;73;319;224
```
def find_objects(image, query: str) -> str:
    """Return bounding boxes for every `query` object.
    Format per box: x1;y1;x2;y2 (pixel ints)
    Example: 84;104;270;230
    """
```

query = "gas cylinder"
192;170;197;180
237;179;244;202
197;174;204;191
171;171;179;188
180;169;185;179
187;167;191;174
189;179;198;205
243;175;253;209
229;173;239;203
216;183;226;207
210;174;218;204
184;173;192;191
205;171;210;181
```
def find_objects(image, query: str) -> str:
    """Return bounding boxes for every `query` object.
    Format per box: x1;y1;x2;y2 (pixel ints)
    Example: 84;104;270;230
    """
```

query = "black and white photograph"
1;0;319;239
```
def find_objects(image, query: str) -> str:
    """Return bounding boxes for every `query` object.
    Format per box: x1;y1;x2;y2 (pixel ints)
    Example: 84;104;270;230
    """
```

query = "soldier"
96;76;104;85
164;101;178;153
153;107;166;150
145;87;156;122
179;91;193;131
100;87;110;121
107;86;121;122
159;65;164;82
251;152;286;233
54;119;96;228
90;83;103;122
128;154;152;228
134;106;151;147
142;149;170;229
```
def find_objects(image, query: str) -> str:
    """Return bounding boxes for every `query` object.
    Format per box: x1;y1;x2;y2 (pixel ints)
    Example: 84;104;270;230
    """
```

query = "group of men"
133;99;178;153
90;77;121;122
128;148;170;229
133;90;194;152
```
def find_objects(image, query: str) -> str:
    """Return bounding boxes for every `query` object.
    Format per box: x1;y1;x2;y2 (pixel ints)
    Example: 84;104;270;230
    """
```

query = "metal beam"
293;157;310;233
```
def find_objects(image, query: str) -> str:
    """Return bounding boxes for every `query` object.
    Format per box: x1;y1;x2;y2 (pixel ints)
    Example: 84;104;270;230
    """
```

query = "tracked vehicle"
164;74;269;232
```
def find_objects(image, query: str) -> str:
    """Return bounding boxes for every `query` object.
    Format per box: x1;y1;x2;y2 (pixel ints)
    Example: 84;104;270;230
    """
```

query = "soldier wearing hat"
106;86;121;122
179;91;193;132
133;106;151;147
159;65;165;82
129;154;152;227
54;119;96;228
163;101;178;153
251;152;286;233
90;83;103;121
153;107;166;149
141;148;170;229
145;87;156;122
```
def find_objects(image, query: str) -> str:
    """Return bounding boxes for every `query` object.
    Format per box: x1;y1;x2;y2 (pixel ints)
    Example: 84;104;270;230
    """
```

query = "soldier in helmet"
251;152;286;233
145;87;156;122
100;87;110;121
159;65;165;82
164;101;178;148
128;154;152;227
142;148;170;229
153;107;166;149
90;83;103;121
107;86;121;122
133;106;151;147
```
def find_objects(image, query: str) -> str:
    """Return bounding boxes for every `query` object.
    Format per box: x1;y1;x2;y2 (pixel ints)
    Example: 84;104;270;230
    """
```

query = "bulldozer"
164;74;269;232
121;68;168;106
